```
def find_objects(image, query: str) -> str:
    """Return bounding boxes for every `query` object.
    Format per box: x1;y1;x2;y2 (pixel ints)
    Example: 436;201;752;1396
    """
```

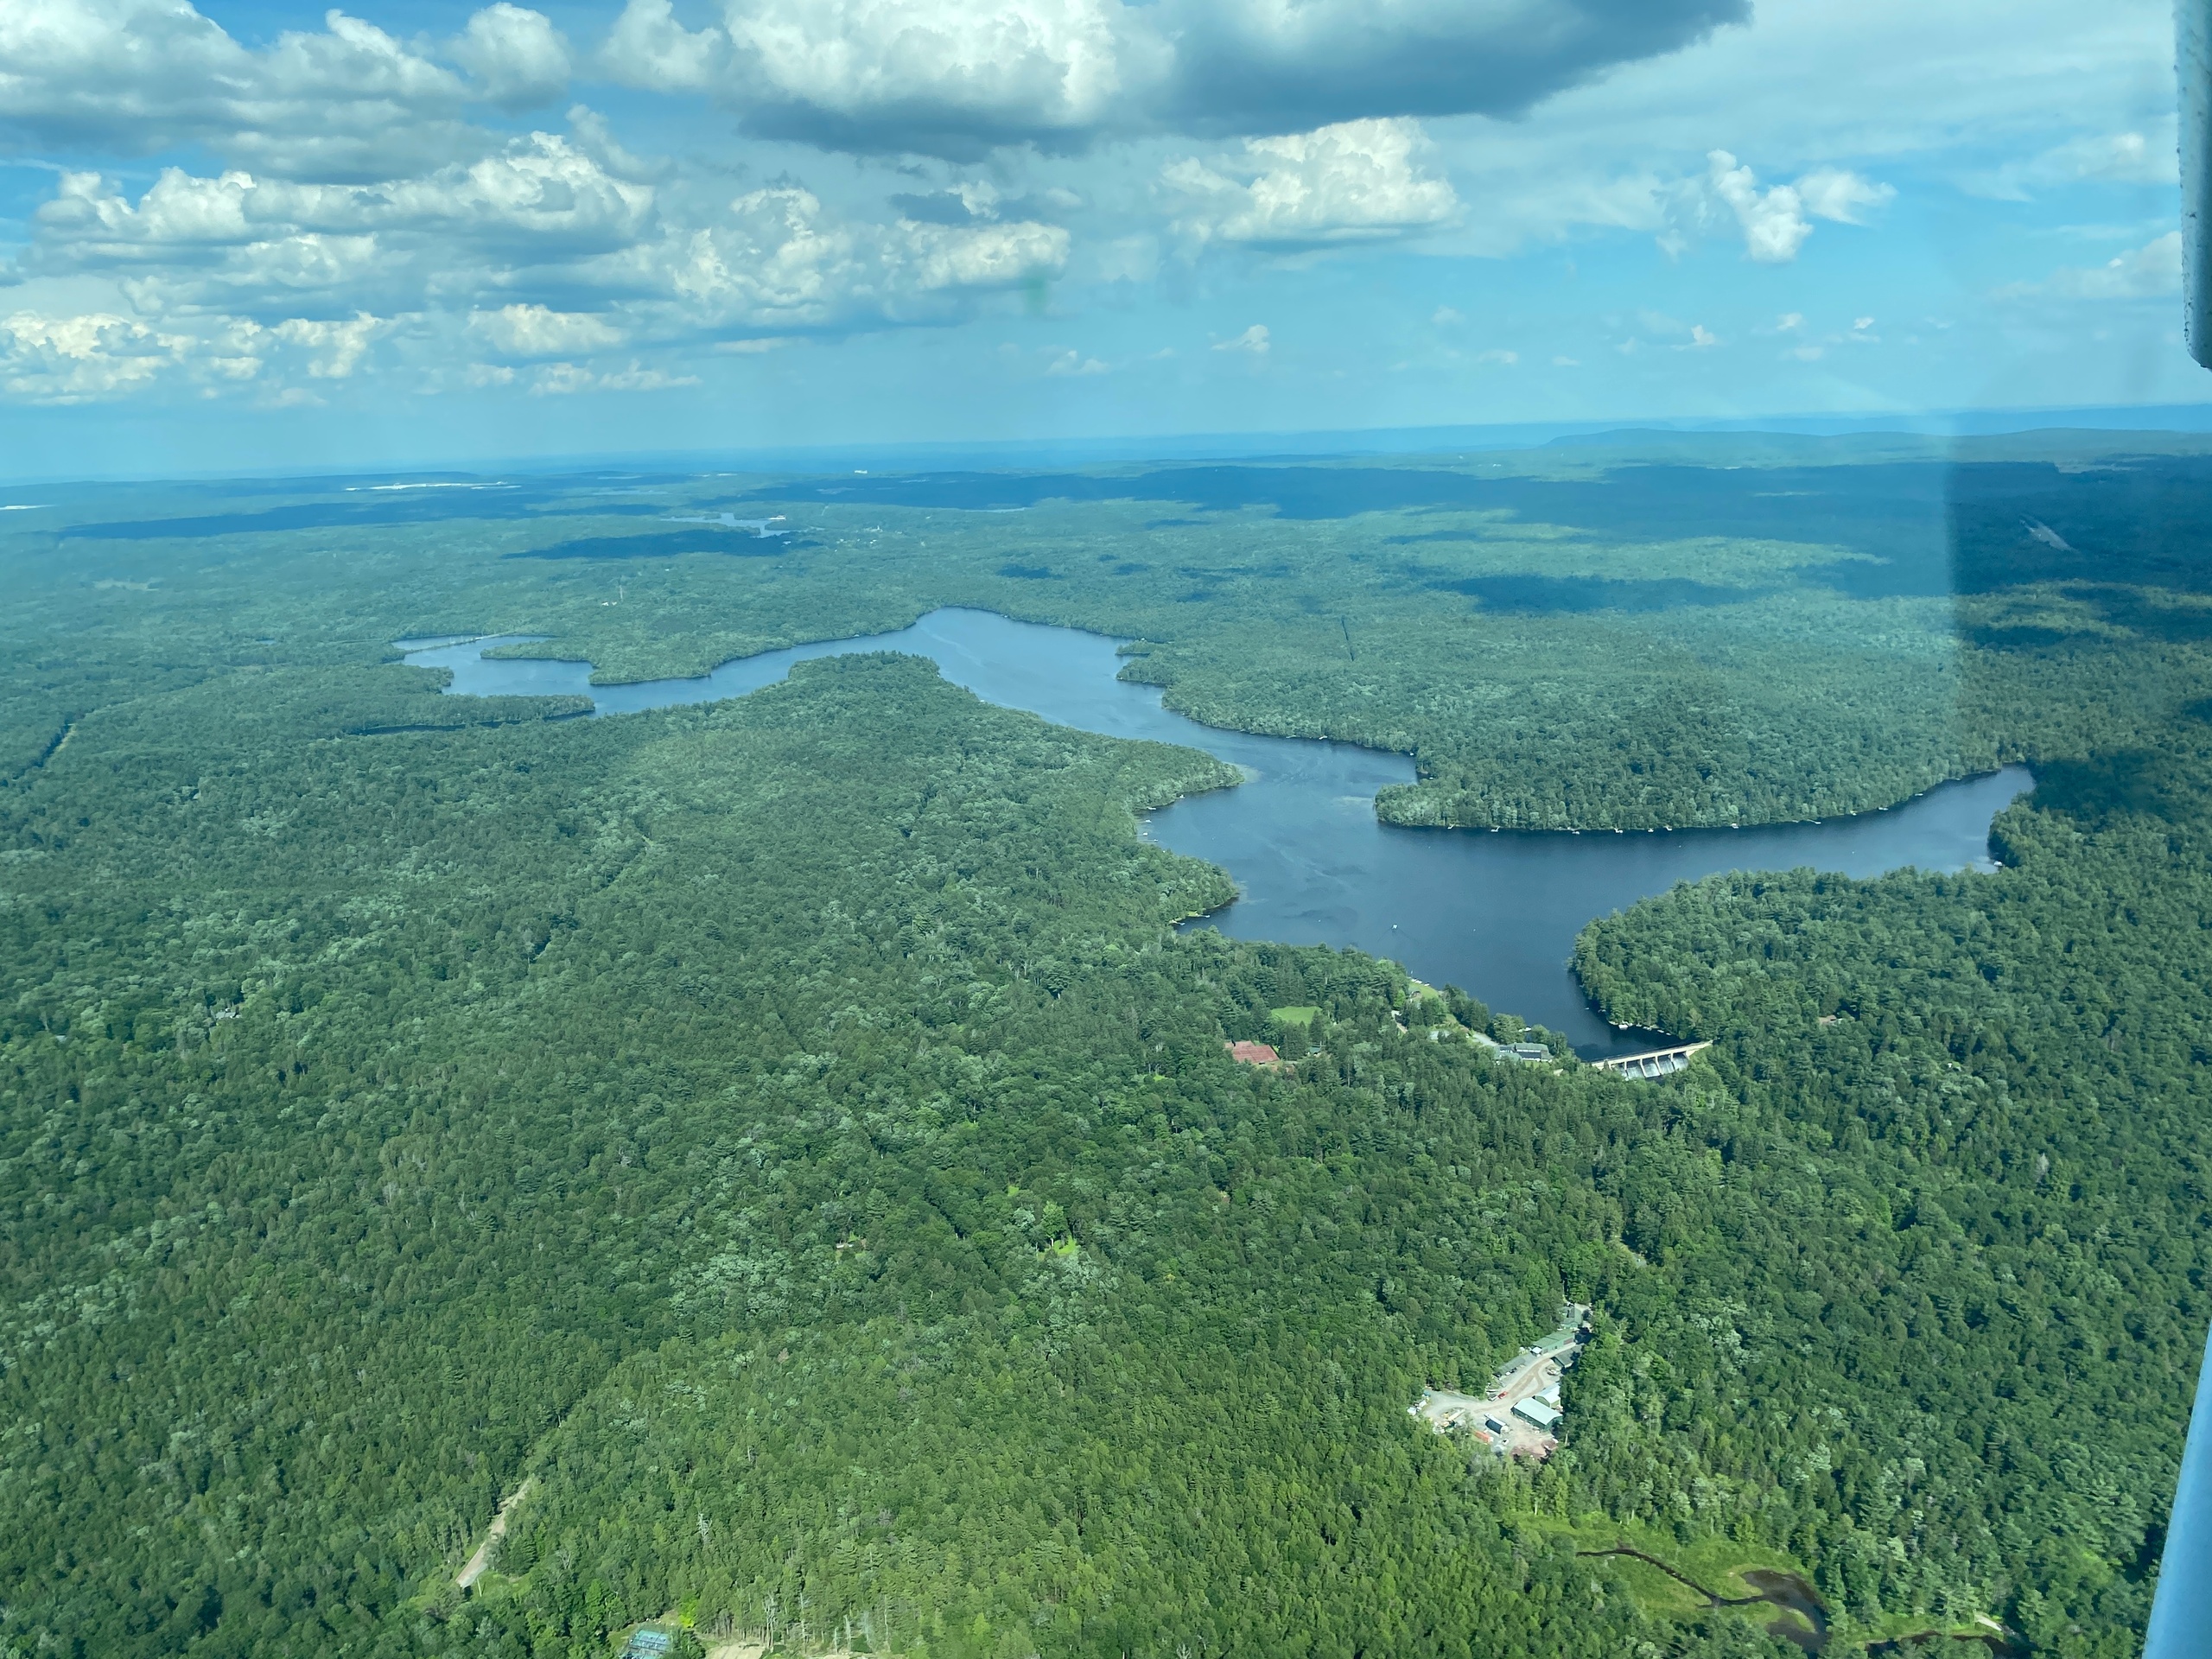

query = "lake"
397;608;2031;1057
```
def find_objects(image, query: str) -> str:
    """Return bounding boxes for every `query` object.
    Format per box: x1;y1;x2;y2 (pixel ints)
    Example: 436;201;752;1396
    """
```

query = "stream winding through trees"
398;607;2031;1058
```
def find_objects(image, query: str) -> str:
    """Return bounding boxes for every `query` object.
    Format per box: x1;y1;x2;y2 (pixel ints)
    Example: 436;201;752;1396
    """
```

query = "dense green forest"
25;433;2212;835
1;435;2207;1656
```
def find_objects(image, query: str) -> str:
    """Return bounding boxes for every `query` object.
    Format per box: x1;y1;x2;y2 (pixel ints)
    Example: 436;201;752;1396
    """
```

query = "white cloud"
2055;129;2174;182
28;137;658;315
1796;166;1894;225
1402;0;2127;264
0;0;480;181
273;313;384;377
1477;347;1516;365
1385;130;1889;266
618;185;1072;336
473;303;624;357
1694;152;1888;263
603;0;1742;156
0;305;395;400
3;109;1079;407
1963;124;2178;200
899;217;1071;289
599;0;727;91
1213;323;1269;353
1687;323;1719;348
565;105;664;182
449;4;572;111
1705;149;1810;263
0;309;188;402
1045;348;1108;374
1166;118;1458;249
1765;312;1882;358
2;0;2171;421
715;0;1142;153
2024;231;2184;300
531;359;700;393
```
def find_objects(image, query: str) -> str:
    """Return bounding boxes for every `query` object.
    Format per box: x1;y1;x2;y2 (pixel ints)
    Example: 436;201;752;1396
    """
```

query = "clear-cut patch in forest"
1412;1303;1592;1458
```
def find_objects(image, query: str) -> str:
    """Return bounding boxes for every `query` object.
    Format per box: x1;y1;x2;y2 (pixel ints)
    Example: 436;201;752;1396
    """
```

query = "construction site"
1410;1303;1592;1459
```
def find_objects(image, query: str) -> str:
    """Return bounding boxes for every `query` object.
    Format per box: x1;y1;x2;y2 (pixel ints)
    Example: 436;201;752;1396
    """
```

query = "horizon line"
10;398;2212;489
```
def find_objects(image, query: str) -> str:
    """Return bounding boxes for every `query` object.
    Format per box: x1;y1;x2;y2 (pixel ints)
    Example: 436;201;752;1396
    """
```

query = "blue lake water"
397;608;2032;1058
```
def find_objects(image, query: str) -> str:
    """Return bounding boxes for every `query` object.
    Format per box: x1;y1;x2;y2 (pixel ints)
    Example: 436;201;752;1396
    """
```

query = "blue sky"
0;0;2194;473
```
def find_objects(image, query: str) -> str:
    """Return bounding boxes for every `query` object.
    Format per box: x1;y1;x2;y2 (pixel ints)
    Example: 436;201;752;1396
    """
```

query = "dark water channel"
397;607;2031;1058
1577;1550;1847;1651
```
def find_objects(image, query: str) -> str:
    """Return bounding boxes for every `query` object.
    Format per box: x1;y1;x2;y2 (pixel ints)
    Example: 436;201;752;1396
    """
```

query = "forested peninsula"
1;435;2204;1657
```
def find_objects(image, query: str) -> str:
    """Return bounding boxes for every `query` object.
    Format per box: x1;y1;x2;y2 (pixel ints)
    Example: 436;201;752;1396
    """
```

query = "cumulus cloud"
1701;150;1888;263
901;216;1071;289
591;185;1070;339
1705;149;1811;262
0;305;391;400
2011;231;2184;301
717;0;1141;155
272;313;385;378
28;137;657;315
0;0;486;181
449;4;572;111
601;0;1744;156
1427;143;1889;267
1212;323;1269;353
26;160;1069;359
599;0;727;91
2;94;1079;411
566;105;666;181
473;303;625;357
0;309;188;402
1165;118;1457;249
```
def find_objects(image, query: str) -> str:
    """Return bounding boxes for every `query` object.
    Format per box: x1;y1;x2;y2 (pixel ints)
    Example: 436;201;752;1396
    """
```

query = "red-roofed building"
1226;1040;1281;1066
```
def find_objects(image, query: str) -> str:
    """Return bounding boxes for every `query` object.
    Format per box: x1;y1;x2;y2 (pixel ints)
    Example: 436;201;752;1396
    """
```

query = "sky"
0;0;2196;473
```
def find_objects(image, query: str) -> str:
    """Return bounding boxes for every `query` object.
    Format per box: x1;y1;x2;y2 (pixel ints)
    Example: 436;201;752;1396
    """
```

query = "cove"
397;608;2031;1058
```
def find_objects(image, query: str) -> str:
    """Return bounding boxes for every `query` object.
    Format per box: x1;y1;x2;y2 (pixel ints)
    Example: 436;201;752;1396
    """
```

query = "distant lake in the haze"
397;609;2032;1058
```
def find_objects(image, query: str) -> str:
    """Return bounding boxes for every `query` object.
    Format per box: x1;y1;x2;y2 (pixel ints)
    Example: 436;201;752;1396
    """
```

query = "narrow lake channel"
398;607;2032;1058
